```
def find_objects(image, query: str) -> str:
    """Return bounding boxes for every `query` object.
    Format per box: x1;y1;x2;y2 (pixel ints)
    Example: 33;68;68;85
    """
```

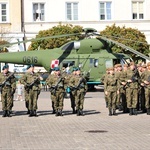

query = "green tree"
100;24;150;61
28;24;83;51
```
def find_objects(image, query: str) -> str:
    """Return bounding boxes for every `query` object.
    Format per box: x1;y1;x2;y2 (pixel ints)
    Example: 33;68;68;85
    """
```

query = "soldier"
69;67;88;116
125;62;140;115
141;62;150;115
0;64;16;117
46;67;65;116
105;67;119;116
101;68;109;108
20;64;41;117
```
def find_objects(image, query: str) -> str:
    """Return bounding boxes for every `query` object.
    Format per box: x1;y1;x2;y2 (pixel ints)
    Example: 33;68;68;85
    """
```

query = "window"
132;2;144;19
33;3;45;21
66;2;78;20
0;3;7;22
99;2;111;20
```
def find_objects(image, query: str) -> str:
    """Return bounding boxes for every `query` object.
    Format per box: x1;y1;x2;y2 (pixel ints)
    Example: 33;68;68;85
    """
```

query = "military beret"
53;67;60;71
2;64;9;70
26;64;34;70
147;62;150;67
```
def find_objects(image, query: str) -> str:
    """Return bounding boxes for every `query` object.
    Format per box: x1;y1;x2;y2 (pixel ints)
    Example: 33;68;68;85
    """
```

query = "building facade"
0;0;150;48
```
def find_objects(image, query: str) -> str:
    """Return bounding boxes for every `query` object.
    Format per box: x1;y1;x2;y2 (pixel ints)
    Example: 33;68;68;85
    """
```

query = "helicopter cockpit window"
113;59;120;66
62;42;74;51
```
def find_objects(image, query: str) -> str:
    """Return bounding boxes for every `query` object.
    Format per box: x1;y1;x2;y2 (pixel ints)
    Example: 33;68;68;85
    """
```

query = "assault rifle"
71;77;84;91
0;72;15;87
49;77;63;95
26;76;39;88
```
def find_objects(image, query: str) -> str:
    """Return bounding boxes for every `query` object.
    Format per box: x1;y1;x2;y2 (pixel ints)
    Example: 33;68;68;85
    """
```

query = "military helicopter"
0;28;149;89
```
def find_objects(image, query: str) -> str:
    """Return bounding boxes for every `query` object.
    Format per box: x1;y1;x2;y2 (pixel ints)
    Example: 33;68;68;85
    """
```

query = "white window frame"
0;3;8;23
32;3;45;22
99;2;112;20
132;1;144;20
66;2;79;21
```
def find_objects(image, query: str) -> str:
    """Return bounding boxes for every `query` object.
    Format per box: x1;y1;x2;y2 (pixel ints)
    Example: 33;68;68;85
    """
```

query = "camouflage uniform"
141;63;150;115
125;62;140;115
105;68;119;116
21;68;41;117
46;68;65;116
0;66;16;117
69;72;88;116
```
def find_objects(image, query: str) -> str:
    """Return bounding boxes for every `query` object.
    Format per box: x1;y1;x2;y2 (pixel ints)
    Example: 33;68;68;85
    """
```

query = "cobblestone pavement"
0;88;150;150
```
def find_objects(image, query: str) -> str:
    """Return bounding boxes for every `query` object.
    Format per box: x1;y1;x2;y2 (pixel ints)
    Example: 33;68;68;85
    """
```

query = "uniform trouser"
1;88;12;111
126;88;138;109
51;91;64;110
51;94;56;110
75;90;85;110
24;89;29;109
70;92;75;109
138;87;145;111
107;91;117;109
29;90;38;110
144;88;150;109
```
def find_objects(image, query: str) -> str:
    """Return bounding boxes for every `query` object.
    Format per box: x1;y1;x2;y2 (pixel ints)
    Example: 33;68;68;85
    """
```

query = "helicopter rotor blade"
0;33;81;48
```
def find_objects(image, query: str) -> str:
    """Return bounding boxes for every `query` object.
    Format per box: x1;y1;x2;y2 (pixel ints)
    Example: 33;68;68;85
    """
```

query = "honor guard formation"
102;62;150;116
0;62;150;117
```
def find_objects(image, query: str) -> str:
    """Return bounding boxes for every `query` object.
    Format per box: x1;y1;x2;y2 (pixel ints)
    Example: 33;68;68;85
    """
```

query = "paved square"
0;89;150;150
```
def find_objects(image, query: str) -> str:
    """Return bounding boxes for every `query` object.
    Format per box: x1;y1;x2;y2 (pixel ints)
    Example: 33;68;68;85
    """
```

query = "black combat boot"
113;109;117;116
7;110;12;117
132;108;137;115
55;110;59;116
27;109;30;114
129;108;133;116
72;108;76;114
2;110;7;117
79;109;84;116
109;108;112;116
59;110;63;116
147;108;150;115
77;110;80;116
52;109;56;114
33;110;38;117
29;110;33;117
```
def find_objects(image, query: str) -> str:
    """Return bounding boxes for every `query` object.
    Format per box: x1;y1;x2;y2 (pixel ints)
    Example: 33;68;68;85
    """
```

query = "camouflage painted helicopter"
0;28;149;89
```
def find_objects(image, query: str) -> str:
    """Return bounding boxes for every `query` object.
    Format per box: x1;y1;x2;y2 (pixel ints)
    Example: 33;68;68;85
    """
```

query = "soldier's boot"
55;110;59;117
29;110;33;117
112;109;117;116
27;109;30;114
72;108;76;114
79;109;84;116
108;108;112;116
52;109;56;114
132;109;137;116
7;110;12;117
129;108;133;116
59;110;63;116
2;110;7;117
147;108;150;115
77;110;80;116
33;110;38;117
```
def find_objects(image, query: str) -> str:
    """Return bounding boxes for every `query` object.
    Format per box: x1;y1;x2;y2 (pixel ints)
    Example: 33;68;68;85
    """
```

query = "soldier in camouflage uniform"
69;67;88;116
20;64;41;117
46;67;65;116
125;62;140;115
101;68;109;108
105;67;119;116
141;62;150;115
0;64;16;117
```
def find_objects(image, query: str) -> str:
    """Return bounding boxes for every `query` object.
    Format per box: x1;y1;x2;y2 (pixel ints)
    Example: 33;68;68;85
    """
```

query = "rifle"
26;76;39;88
0;72;15;87
71;77;85;91
49;77;63;95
